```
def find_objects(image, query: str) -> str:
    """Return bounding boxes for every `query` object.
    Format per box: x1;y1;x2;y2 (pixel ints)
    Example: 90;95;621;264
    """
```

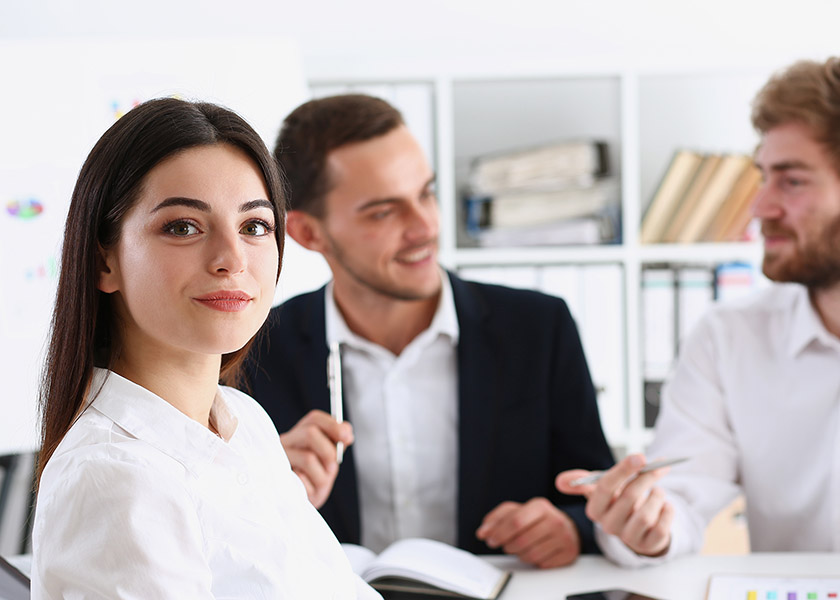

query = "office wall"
3;0;840;77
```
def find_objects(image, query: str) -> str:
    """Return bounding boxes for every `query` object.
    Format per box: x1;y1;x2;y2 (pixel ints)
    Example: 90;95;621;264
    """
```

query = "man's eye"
164;221;199;236
371;210;392;220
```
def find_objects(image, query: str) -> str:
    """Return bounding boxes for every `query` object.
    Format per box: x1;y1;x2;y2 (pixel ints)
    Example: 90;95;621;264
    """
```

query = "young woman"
31;98;379;599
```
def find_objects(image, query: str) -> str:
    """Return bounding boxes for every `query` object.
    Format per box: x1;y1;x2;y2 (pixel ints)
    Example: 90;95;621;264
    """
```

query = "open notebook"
343;538;511;599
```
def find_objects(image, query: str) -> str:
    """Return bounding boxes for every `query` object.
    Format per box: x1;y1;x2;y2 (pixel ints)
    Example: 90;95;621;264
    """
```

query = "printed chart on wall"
0;38;307;454
707;574;840;600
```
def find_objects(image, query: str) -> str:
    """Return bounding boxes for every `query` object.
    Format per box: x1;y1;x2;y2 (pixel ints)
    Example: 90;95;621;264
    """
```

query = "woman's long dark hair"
38;98;286;483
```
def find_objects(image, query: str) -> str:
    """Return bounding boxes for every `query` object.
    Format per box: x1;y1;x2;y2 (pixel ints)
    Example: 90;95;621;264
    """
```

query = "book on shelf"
487;180;618;228
469;140;608;194
463;139;617;248
706;163;762;242
472;204;620;247
660;154;723;243
640;150;704;244
642;150;759;244
675;154;753;243
342;538;511;600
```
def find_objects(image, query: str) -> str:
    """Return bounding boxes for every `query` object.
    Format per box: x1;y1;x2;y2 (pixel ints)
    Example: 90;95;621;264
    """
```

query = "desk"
7;552;838;598
490;554;839;599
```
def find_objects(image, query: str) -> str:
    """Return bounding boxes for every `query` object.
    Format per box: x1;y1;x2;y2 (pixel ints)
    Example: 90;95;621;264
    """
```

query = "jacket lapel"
449;273;500;549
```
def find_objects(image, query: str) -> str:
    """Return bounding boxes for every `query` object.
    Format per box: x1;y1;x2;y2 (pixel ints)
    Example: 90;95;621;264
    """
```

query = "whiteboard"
0;37;309;454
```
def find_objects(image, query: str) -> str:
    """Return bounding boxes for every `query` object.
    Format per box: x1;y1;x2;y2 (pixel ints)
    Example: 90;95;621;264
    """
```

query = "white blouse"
32;369;380;599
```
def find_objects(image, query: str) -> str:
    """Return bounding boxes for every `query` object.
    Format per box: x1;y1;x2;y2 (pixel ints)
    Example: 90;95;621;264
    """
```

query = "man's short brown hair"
274;94;405;217
752;57;840;176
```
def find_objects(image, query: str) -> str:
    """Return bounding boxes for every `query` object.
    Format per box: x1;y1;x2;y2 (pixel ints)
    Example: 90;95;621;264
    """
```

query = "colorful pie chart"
6;198;44;219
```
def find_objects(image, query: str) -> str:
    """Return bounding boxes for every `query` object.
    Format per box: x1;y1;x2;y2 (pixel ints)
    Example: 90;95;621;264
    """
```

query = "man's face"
317;125;441;302
753;121;840;289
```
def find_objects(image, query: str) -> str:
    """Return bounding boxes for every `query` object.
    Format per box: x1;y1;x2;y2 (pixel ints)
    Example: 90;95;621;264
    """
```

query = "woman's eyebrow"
149;197;273;214
240;199;273;212
151;197;210;213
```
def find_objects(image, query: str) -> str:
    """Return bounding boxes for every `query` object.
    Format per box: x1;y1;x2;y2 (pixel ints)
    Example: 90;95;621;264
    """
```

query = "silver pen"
327;341;344;464
570;457;688;486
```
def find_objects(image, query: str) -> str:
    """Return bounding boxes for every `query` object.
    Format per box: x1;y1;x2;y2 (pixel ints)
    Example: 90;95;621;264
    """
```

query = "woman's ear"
286;210;329;254
96;244;120;294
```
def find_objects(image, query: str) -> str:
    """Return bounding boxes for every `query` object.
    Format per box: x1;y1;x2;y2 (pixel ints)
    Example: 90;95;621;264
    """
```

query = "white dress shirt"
325;273;460;553
598;283;840;566
32;368;381;599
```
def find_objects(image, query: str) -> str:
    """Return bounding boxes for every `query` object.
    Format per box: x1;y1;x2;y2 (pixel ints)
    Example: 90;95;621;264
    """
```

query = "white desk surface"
7;552;838;598
490;553;839;600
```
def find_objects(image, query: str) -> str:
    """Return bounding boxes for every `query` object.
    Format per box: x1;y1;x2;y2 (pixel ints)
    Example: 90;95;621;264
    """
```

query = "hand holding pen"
277;341;352;508
555;454;684;557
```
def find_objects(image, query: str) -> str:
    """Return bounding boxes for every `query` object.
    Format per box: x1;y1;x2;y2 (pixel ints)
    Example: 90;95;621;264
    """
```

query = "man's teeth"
400;248;431;262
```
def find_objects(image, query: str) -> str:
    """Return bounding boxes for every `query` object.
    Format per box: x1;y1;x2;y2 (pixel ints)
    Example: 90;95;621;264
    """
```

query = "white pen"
570;457;689;487
327;341;344;464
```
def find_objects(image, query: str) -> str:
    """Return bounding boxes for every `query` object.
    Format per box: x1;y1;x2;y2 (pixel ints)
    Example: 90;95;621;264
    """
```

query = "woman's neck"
112;348;222;429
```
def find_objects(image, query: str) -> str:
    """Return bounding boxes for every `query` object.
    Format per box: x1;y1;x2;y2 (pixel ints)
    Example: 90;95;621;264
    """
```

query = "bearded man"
557;57;840;566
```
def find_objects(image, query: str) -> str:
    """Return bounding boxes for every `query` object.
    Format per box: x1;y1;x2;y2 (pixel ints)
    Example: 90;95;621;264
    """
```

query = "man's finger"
288;410;355;446
585;454;646;520
555;470;595;496
480;499;547;549
621;486;667;546
281;421;353;470
476;502;519;542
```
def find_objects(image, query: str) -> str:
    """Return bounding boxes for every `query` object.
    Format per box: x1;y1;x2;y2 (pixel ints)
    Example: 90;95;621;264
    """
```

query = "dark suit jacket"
243;272;614;554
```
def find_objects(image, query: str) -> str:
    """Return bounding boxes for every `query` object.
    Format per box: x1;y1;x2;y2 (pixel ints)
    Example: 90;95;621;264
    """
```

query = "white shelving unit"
305;64;770;455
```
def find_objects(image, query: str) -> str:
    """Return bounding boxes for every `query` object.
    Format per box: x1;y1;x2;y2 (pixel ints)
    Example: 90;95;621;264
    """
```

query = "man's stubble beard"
325;231;442;302
762;212;840;290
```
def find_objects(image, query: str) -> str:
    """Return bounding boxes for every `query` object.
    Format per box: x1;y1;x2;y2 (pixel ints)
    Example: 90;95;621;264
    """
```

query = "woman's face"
98;143;279;363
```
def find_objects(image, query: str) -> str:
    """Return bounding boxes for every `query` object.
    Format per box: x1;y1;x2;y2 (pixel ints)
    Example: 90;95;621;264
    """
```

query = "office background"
1;0;838;555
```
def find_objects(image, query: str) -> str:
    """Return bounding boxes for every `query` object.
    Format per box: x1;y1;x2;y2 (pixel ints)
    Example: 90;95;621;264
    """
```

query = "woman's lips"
193;290;253;312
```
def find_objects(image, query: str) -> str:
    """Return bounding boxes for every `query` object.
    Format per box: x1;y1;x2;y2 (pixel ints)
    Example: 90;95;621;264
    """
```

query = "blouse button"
237;472;249;485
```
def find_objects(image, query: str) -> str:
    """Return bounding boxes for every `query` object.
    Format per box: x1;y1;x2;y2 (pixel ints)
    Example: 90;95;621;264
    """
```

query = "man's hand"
555;454;674;557
475;498;581;568
279;409;354;508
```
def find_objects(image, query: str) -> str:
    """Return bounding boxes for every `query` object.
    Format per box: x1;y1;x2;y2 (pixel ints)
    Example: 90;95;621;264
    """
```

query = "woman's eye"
241;220;273;236
164;221;200;237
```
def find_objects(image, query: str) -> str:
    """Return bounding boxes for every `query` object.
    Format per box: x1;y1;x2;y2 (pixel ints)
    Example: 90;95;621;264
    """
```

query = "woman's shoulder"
43;409;190;499
219;385;282;439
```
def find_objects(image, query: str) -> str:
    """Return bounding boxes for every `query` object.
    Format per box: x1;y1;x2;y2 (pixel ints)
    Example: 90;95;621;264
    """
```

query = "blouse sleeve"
32;452;215;600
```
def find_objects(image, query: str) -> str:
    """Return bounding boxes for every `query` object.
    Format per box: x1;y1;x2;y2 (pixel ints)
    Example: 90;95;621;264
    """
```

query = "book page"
707;574;840;599
341;543;379;577
362;538;506;599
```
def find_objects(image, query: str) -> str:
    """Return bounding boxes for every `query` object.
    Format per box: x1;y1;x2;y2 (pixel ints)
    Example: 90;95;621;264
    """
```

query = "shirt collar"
787;285;839;357
88;368;237;476
325;269;460;353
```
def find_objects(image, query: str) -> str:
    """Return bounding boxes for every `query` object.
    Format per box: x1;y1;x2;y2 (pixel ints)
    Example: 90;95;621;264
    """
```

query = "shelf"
637;241;763;265
453;245;626;266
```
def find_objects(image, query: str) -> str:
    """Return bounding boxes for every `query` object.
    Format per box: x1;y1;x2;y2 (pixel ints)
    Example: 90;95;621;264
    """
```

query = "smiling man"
556;57;840;565
242;94;614;567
